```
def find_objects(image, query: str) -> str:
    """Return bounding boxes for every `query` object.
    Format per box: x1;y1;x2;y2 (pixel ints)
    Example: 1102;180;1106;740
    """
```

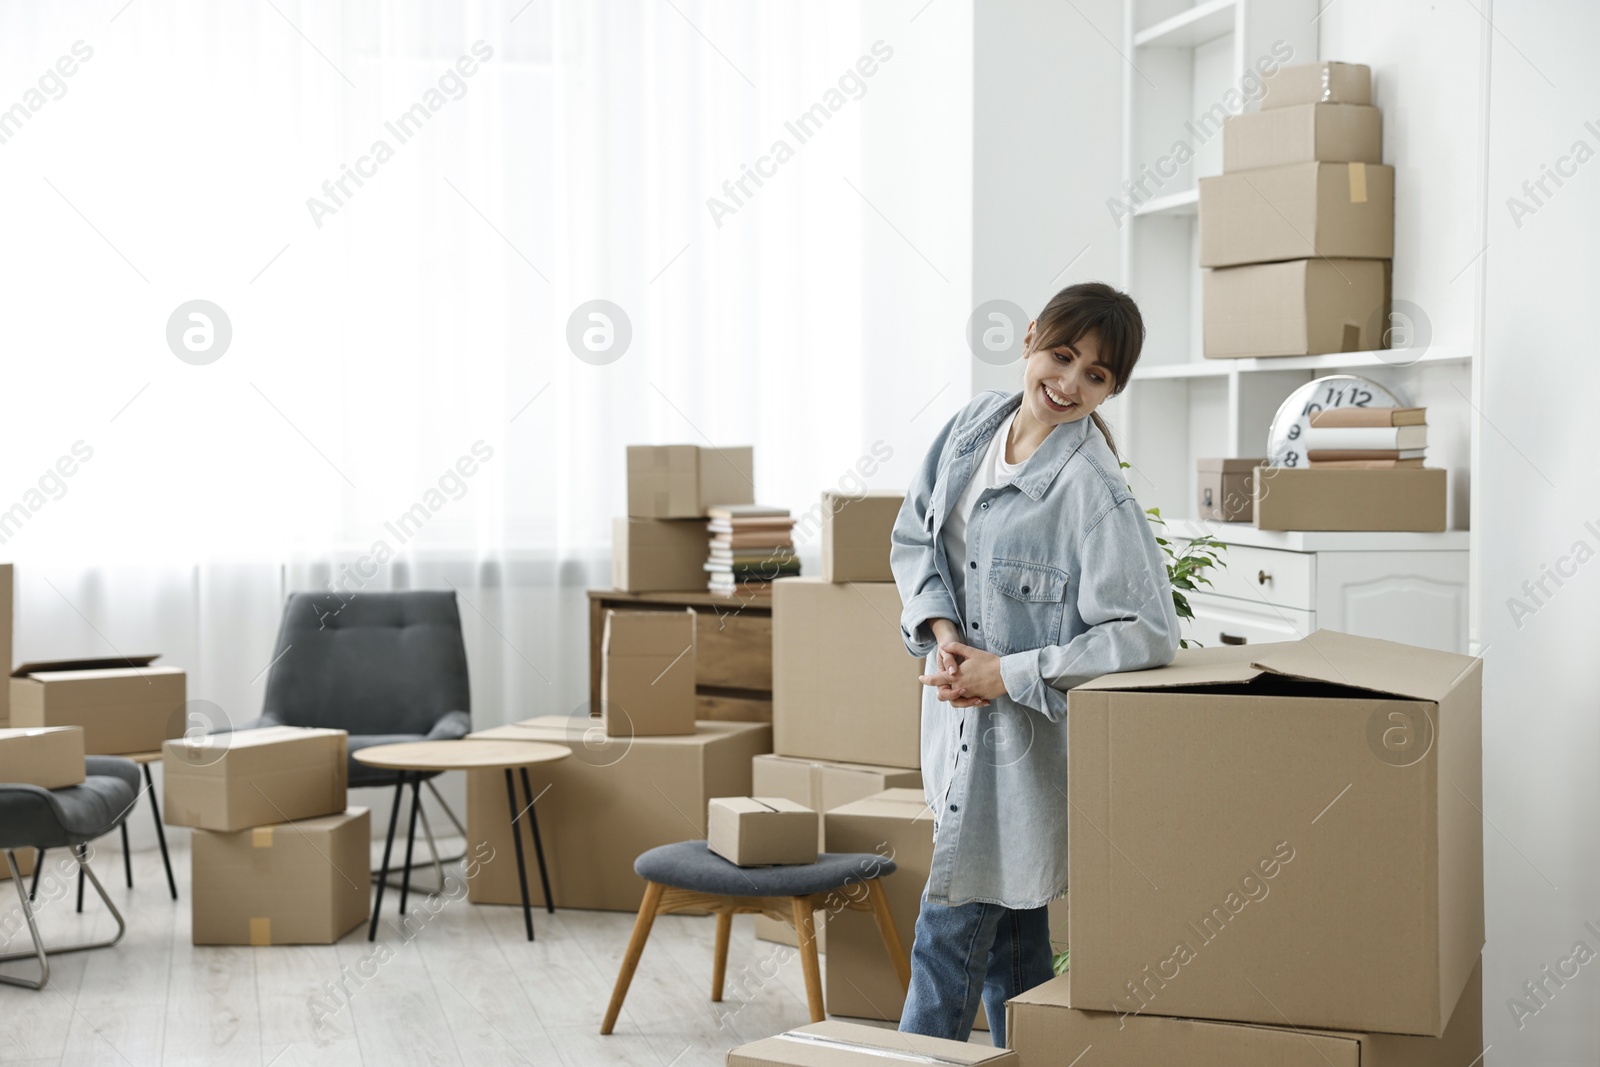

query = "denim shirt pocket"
985;557;1070;655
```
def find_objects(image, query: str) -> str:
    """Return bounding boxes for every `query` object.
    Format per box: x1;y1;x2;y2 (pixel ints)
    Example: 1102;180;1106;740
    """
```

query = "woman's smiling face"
1020;324;1117;427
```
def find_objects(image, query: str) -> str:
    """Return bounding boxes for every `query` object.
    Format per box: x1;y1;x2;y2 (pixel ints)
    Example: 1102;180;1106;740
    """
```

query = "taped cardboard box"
708;797;817;866
772;578;922;769
191;808;370;945
1067;631;1482;1036
163;726;348;832
626;444;754;519
1009;959;1482;1067
0;564;11;726
602;608;696;737
464;717;770;911
1262;60;1372;110
1204;258;1390;358
1254;467;1446;531
0;726;85;789
612;517;710;593
820;490;904;583
10;656;185;755
1198;162;1394;268
728;1020;1018;1066
1223;103;1382;171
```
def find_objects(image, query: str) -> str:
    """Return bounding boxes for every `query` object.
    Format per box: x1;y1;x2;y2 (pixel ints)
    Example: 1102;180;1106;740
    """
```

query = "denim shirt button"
971;622;980;631
968;561;976;569
949;804;959;812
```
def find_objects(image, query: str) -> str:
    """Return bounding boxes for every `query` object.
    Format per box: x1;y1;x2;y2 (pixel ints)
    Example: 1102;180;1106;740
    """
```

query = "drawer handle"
1257;570;1272;586
1220;632;1247;645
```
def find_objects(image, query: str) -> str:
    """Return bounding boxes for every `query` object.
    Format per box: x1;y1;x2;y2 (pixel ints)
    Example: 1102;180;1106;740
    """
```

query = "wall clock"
1266;374;1408;467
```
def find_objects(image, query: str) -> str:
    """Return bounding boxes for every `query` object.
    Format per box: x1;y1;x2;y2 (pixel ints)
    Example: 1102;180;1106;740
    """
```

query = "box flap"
1071;641;1282;692
746;1021;1015;1065
754;797;814;814
1250;628;1478;702
603;609;695;657
13;654;160;677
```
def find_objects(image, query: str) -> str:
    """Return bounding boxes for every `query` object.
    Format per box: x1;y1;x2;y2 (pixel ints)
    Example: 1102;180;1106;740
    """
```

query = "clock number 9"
1287;424;1301;440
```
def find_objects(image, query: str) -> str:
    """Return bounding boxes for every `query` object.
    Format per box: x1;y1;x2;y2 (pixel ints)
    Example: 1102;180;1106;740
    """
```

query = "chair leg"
75;849;85;913
711;909;732;1002
792;896;825;1023
120;822;133;889
601;881;664;1035
28;849;44;902
144;762;178;900
0;846;127;989
865;878;911;992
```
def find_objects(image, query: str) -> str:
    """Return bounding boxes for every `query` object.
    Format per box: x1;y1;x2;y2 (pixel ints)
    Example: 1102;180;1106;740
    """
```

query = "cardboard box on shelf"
820;490;904;583
0;726;85;790
190;808;370;945
1067;630;1482;1036
9;656;185;755
163;726;348;833
1254;467;1446;531
601;609;696;738
465;717;770;911
1223;103;1382;171
1262;60;1372;110
728;1020;1018;1066
626;444;754;519
772;578;922;770
612;517;709;593
1009;959;1483;1067
1204;258;1390;358
1195;459;1264;523
0;564;11;726
1198;162;1394;268
707;797;817;867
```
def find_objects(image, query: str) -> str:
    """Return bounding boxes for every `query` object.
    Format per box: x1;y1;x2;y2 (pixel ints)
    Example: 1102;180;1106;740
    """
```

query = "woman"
889;282;1179;1046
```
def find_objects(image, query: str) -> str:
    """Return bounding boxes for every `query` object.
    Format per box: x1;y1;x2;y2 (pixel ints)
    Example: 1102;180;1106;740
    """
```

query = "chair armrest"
425;710;472;741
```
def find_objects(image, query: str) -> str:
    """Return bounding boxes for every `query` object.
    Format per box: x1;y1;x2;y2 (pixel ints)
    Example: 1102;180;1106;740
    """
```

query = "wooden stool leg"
602;881;664;1035
865;879;911;992
711;909;733;1002
791;896;825;1023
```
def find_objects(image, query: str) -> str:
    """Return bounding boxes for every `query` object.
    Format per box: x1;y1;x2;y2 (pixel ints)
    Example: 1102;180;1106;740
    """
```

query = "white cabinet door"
1184;590;1317;649
1315;551;1470;653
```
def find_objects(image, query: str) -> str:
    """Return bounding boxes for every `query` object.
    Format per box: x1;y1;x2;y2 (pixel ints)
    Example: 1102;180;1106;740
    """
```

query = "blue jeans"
897;891;1055;1047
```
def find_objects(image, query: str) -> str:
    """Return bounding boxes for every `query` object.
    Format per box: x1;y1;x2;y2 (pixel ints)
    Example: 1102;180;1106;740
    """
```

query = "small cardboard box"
728;1020;1018;1066
0;726;85;790
1195;459;1263;522
1009;959;1482;1067
601;609;696;737
1199;162;1394;268
1254;467;1446;531
1067;631;1483;1035
626;444;754;519
465;717;770;911
191;808;370;945
1262;60;1373;110
708;797;818;866
10;656;186;755
1204;258;1390;358
1223;103;1382;171
772;578;922;769
820;490;904;583
163;725;348;832
612;517;709;593
0;564;12;726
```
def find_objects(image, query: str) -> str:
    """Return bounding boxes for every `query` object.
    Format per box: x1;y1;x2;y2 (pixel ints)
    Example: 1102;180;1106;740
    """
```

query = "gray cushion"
0;757;140;851
634;841;898;897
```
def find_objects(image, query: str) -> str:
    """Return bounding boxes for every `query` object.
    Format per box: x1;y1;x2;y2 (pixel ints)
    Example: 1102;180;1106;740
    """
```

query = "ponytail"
1090;411;1119;461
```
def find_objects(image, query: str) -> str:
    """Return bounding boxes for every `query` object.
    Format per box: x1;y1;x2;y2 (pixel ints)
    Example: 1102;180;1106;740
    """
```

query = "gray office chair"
0;757;139;989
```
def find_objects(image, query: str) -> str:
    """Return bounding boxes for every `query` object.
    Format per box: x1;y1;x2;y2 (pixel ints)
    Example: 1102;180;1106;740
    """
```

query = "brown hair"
1026;282;1146;459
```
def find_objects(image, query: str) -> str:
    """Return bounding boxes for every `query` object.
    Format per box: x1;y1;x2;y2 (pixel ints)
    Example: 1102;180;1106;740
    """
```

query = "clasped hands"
919;619;1005;708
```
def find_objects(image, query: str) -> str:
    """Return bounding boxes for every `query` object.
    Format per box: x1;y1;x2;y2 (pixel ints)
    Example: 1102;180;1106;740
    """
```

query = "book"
1308;458;1427;469
1306;448;1426;462
704;560;801;578
1300;424;1427;451
707;519;796;534
1308;406;1426;428
706;504;790;520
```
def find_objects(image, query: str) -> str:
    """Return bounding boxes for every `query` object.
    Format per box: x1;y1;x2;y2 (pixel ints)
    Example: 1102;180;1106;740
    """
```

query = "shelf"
1163;518;1471;553
1134;347;1472;381
1133;0;1237;48
1132;188;1198;217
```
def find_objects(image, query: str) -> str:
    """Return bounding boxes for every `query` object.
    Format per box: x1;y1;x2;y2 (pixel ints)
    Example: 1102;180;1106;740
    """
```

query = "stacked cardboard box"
613;445;754;592
164;726;367;945
1201;62;1392;359
1008;630;1484;1060
10;655;186;754
600;608;696;737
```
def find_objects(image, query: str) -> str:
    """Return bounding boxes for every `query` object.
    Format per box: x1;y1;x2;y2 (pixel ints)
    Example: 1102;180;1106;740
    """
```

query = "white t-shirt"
941;408;1022;613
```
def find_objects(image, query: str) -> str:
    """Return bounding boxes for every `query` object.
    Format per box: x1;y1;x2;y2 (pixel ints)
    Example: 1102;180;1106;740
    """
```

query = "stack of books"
704;504;799;594
1303;406;1427;467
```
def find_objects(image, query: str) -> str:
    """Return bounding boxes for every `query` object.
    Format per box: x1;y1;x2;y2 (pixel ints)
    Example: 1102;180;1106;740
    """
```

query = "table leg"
144;763;177;900
397;776;423;922
120;822;133;889
504;768;534;941
369;773;407;941
519;766;554;914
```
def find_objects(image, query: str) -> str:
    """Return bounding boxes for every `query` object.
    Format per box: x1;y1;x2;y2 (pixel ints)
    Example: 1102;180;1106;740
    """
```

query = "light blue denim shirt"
890;389;1179;909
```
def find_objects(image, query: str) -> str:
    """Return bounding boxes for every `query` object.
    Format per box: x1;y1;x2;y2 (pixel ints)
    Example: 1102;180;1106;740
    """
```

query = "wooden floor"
0;836;946;1066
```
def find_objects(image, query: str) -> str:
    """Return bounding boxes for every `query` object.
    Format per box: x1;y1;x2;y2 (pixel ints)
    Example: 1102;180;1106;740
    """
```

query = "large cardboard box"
191;808;370;945
772;578;922;769
1262;60;1372;110
601;609;696;737
465;717;770;911
0;564;11;726
728;1020;1018;1066
708;797;817;866
1254;467;1446;531
1198;162;1394;268
10;656;185;755
0;726;85;789
820;490;904;583
1204;258;1389;358
626;444;754;518
1009;960;1483;1067
1067;631;1483;1036
163;726;348;832
1223;103;1382;171
612;517;709;593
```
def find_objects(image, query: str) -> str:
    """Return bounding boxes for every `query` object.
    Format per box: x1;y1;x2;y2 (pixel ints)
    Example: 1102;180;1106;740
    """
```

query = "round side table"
353;740;570;942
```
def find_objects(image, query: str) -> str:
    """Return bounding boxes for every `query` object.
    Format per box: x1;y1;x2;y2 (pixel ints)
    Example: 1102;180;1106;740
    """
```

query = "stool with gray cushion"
600;842;910;1034
0;757;140;989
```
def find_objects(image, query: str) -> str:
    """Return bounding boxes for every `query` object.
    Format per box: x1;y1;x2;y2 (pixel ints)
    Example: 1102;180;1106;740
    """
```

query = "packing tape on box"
252;827;274;848
775;1032;967;1064
1348;161;1368;203
249;917;272;946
